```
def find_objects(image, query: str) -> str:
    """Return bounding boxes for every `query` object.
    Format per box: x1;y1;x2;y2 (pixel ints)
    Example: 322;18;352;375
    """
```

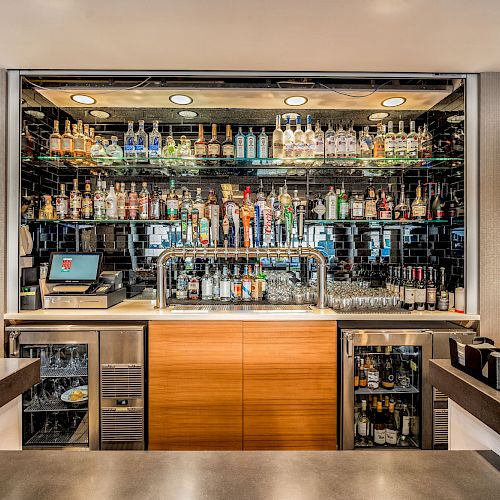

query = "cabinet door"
243;321;337;450
149;321;242;450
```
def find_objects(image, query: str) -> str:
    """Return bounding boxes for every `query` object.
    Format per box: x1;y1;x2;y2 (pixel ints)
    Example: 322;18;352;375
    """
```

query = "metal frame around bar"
155;246;328;309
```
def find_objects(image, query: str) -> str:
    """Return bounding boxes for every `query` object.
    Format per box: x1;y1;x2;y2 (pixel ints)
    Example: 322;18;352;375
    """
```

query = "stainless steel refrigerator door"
340;329;432;450
8;328;99;450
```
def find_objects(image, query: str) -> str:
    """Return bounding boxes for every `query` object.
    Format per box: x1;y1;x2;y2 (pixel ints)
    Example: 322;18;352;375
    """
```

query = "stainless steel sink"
170;304;313;313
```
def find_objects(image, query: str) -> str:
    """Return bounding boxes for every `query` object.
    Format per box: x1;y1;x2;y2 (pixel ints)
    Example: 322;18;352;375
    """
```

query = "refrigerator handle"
343;331;354;358
9;331;21;357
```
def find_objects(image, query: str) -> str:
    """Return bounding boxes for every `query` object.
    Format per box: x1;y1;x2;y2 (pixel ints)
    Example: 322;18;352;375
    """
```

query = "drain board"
170;304;313;313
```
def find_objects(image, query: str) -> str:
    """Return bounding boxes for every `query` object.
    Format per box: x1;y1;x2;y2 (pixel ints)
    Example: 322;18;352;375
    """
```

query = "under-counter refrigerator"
339;321;476;450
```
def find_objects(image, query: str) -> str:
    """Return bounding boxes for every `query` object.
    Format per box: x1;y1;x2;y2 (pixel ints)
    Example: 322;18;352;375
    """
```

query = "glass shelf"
306;219;449;225
355;385;419;395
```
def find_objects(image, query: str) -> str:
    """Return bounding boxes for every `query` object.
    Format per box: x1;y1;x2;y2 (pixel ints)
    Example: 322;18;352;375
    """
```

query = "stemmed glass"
66;346;78;371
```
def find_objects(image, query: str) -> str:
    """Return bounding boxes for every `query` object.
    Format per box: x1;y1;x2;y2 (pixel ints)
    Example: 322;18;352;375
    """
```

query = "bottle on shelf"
325;121;336;159
394;185;409;220
437;267;449;311
93;177;106;220
426;267;437;311
404;267;416;311
272;115;284;159
350;192;364;220
105;183;118;219
335;122;347;158
246;127;257;160
395;121;407;158
135;120;148;163
304;115;315;158
377;187;392;220
128;182;138;221
367;356;380;390
207;124;221;158
338;182;350;220
188;273;200;300
384;121;396;158
148;120;162;165
55;183;68;220
81;180;93;220
381;346;395;389
69;178;81;219
61;119;74;158
419;124;433;159
346;122;357;158
106;136;123;163
231;265;242;302
373;123;385;158
415;266;426;311
364;179;377;220
359;126;373;158
235;127;245;159
373;401;386;446
283;115;294;159
124;121;136;163
222;125;235;159
411;181;426;220
176;267;189;300
293;115;305;158
201;264;214;300
138;182;150;220
258;127;268;160
356;399;371;446
39;195;55;220
324;186;338;220
166;179;179;221
49;120;62;157
407;120;419;158
73;120;86;159
150;187;161;220
220;265;232;302
314;120;325;158
398;404;411;447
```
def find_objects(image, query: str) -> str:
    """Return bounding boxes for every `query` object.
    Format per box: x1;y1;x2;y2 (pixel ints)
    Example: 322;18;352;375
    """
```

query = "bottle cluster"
45;117;435;163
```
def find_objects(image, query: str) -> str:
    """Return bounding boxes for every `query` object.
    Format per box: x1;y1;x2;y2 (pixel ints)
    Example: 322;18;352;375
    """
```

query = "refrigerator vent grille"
101;364;143;399
433;388;448;402
101;408;144;442
433;409;449;445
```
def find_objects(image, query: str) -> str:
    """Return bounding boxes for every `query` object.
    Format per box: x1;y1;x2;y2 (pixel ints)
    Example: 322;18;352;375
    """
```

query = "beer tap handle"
211;205;220;248
297;203;305;246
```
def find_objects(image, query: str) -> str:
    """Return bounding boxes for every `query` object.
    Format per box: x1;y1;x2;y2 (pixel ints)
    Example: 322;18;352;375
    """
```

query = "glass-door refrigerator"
6;325;99;449
340;324;432;450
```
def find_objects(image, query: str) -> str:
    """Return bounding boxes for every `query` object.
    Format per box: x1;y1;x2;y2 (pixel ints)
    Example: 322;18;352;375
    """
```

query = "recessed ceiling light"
178;110;198;118
381;97;406;107
284;96;308;106
447;115;465;124
90;110;111;119
368;112;389;121
170;94;193;105
25;110;45;119
71;94;96;105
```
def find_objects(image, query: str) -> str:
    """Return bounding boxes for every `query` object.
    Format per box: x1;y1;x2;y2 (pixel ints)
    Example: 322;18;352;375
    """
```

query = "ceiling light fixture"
178;110;198;118
447;115;465;124
368;112;389;121
284;96;308;106
281;112;299;121
71;94;96;105
25;110;45;119
381;97;406;107
170;94;193;105
90;110;111;119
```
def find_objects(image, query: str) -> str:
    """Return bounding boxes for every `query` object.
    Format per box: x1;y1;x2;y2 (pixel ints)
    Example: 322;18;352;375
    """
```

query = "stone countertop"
0;358;40;408
430;359;500;434
3;299;481;322
0;450;498;500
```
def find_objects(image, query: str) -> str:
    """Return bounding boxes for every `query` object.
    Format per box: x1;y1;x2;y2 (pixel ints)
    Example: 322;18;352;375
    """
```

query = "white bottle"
201;265;213;300
246;128;256;159
105;184;118;219
325;186;338;219
258;127;268;159
117;182;127;220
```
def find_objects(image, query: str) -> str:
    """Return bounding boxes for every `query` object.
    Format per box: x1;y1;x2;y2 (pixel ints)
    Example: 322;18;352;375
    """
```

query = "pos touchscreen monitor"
47;252;103;283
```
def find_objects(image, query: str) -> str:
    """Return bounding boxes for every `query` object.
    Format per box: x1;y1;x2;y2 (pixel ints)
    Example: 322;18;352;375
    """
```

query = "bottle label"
407;136;418;152
194;143;207;157
201;280;213;299
82;199;92;218
415;289;426;304
405;288;415;304
352;202;364;218
246;138;256;159
74;138;85;152
207;144;220;156
384;137;395;153
374;429;386;445
167;200;179;217
135;143;145;152
236;136;245;158
325;198;337;219
365;200;377;218
400;286;405;302
313;202;326;219
124;144;134;152
50;138;61;152
339;202;349;219
61;138;73;152
326;138;335;155
378;210;392;220
315;139;324;156
396;136;407;152
232;283;242;299
259;138;268;158
367;370;379;389
401;416;410;436
413;205;426;217
242;279;252;300
222;144;234;157
358;421;367;437
386;428;398;445
220;281;231;299
177;289;188;300
427;288;437;304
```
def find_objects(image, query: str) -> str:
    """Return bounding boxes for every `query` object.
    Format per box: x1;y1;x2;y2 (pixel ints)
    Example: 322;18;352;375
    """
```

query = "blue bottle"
245;127;256;160
235;127;246;159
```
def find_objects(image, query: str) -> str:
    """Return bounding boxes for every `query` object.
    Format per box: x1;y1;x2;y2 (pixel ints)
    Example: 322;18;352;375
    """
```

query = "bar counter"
0;450;498;499
3;299;481;321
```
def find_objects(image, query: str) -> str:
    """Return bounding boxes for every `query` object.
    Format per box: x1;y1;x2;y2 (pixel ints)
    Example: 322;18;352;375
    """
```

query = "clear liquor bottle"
176;267;189;300
325;186;337;220
106;136;123;163
135;120;148;163
139;182;150;220
81;180;93;220
272;114;284;159
241;265;253;302
356;400;371;446
117;182;127;220
404;266;416;311
212;266;221;300
304;115;315;158
205;189;218;219
193;187;205;218
346;121;357;158
395;121;407;158
128;182;138;220
61;119;74;158
55;183;68;220
359;126;373;158
49;119;62;157
335;122;347;158
73;120;86;158
231;265;242;302
411;181;426;220
419;123;433;158
148;120;162;165
69;178;81;219
406;120;419;158
83;124;91;158
314;120;325;158
124;121;136;163
93;178;106;220
220;265;232;302
325;121;336;158
437;267;449;311
283;115;295;159
87;127;95;158
208;123;221;158
105;184;118;219
222;125;235;159
384;121;396;158
181;189;193;218
394;185;409;220
258;127;268;160
364;179;378;220
293;115;305;158
373;123;385;158
150;187;161;220
235;127;245;159
201;264;214;300
188;273;200;300
246;127;257;159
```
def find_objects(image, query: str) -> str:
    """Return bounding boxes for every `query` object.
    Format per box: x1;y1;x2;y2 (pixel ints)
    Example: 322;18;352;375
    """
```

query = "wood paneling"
243;321;337;450
480;73;500;345
148;321;243;450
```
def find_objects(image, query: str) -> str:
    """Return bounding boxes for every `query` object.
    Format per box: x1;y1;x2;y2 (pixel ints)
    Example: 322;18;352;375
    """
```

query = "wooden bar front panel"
243;321;337;450
148;321;243;450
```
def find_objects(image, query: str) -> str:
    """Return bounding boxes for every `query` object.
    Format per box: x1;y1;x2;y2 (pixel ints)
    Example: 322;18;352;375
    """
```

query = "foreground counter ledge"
0;450;499;500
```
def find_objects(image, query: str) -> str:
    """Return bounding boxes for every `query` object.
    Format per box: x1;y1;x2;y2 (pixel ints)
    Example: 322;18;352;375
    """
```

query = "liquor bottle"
272;115;284;159
399;266;406;306
166;179;179;220
433;183;445;220
377;188;392;220
88;136;104;164
304;115;315;158
364;179;377;220
55;183;68;220
426;267;437;311
367;356;380;390
385;403;398;446
93;178;106;220
292;189;301;215
220;265;232;302
398;404;411;447
212;266;221;300
105;184;117;219
207;123;221;158
235;127;245;159
39;195;55;220
283;115;294;159
256;263;267;300
346;122;357;158
325;121;335;158
258;127;268;159
176;267;189;300
381;346;395;389
193;187;205;218
192;124;207;159
407;120;419;158
134;120;148;162
386;183;395;213
21;124;35;160
404;266;416;311
415;267;426;311
246;127;257;159
81;180;93;220
241;265;253;302
49;120;62;157
222;125;235;159
394;185;409;220
419;123;433;158
139;182;150;220
205;189;218;219
231;265;242;301
395;121;407;158
437;267;449;311
148;120;162;164
106;136;123;163
359;359;367;388
128;182;138;221
83;124;91;158
69;179;81;219
354;357;360;390
73;120;86;158
350;192;364;220
188;273;200;300
384;121;396;158
86;127;95;158
201;264;214;300
373;123;385;158
357;400;370;446
117;182;127;220
411;181;426;220
162;133;177;161
338;182;350;220
61;119;74;158
335;122;347;158
359;126;373;158
324;186;338;220
311;192;326;221
150;188;161;220
373;401;386;446
181;189;193;218
124;121;136;163
314;120;325;158
293;115;305;158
